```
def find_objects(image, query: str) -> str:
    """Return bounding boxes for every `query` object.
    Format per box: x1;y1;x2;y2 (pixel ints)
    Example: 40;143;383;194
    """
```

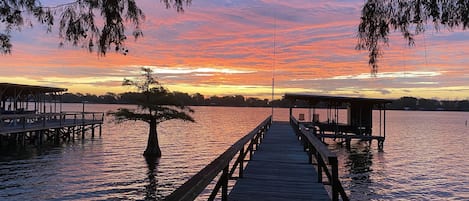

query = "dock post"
378;139;384;151
69;127;73;142
331;158;339;201
256;130;261;146
345;137;351;150
249;143;253;159
39;130;43;144
307;145;313;164
317;153;323;183
91;125;95;138
72;127;75;141
239;148;244;178
55;128;60;144
99;124;102;137
259;129;264;143
221;165;228;201
81;126;85;140
65;128;69;142
302;137;308;152
20;133;25;146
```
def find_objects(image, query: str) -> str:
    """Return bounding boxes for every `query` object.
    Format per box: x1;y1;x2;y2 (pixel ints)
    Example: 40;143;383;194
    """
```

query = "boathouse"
0;83;104;146
284;93;392;149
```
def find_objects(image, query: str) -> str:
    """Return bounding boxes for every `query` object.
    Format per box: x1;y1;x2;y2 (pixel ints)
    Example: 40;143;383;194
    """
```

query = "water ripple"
2;106;469;200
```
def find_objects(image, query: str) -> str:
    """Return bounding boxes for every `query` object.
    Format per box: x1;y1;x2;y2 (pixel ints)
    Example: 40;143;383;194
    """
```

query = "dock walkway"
228;121;330;201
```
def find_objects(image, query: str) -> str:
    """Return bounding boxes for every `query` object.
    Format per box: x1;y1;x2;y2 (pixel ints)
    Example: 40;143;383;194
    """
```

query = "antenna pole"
271;7;276;120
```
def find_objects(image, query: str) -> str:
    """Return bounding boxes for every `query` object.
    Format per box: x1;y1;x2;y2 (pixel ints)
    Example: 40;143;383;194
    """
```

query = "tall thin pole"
271;6;277;121
384;107;386;139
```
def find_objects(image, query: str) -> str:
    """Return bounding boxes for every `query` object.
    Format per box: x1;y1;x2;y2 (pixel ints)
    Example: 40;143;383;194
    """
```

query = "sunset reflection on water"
1;105;469;200
0;105;272;200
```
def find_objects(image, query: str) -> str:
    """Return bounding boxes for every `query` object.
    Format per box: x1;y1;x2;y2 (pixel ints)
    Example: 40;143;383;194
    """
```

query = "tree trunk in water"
143;119;161;157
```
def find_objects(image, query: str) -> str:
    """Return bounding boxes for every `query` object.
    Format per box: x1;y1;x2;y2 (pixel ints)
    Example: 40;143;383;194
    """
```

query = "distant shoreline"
56;92;469;112
64;102;469;112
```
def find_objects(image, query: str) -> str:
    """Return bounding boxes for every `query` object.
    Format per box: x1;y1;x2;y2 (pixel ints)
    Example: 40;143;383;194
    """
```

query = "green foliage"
358;0;469;73
123;67;159;92
107;67;194;157
0;0;191;54
108;67;194;125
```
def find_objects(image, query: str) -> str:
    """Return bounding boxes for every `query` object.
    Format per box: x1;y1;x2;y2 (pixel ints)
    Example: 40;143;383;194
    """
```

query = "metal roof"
284;93;393;104
0;83;67;98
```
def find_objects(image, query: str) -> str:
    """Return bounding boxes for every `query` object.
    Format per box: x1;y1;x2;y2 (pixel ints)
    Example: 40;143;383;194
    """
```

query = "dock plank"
228;122;330;201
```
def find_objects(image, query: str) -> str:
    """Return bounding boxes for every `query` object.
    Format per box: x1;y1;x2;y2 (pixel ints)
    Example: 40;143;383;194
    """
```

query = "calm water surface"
333;110;469;200
1;105;469;200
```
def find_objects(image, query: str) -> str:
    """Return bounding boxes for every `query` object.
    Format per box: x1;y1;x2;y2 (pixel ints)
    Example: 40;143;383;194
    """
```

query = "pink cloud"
2;0;469;99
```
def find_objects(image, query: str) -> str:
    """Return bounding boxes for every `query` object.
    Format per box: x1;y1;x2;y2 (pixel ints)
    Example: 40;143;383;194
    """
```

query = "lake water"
1;104;469;200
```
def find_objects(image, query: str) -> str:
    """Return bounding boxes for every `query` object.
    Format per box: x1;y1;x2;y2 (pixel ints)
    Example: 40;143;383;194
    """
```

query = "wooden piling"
346;137;351;150
39;130;43;144
54;128;60;144
81;126;85;139
72;126;75;141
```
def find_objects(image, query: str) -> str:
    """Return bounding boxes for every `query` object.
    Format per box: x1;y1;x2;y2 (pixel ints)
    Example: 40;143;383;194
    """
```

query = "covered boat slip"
0;83;103;144
284;93;392;149
0;83;67;115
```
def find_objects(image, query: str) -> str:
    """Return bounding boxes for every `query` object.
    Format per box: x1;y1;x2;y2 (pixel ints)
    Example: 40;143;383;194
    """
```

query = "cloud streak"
1;0;469;99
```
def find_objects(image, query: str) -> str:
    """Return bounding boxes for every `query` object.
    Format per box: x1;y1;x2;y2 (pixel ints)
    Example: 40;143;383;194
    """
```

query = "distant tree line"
61;92;469;111
61;91;292;107
387;97;469;111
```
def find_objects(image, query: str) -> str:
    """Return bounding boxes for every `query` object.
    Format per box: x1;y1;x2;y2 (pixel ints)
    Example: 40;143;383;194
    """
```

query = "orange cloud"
2;0;469;100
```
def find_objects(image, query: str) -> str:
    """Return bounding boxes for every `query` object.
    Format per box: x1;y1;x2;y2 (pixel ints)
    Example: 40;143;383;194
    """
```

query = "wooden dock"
228;121;330;201
0;114;103;135
0;83;104;147
0;112;104;146
164;116;347;201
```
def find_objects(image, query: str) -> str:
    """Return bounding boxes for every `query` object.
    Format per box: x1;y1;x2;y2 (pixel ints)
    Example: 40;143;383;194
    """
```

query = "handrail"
164;116;272;201
0;112;104;120
0;112;104;132
290;115;349;201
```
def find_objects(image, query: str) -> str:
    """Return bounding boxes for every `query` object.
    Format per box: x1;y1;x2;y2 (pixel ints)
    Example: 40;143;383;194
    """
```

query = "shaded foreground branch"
0;0;191;55
358;0;469;72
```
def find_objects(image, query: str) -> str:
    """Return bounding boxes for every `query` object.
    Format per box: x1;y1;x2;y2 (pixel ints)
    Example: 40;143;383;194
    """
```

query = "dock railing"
0;112;104;133
164;116;272;201
290;115;349;201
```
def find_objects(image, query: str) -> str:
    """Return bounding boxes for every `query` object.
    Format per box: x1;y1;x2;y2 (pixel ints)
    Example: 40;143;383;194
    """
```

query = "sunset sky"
2;0;469;100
